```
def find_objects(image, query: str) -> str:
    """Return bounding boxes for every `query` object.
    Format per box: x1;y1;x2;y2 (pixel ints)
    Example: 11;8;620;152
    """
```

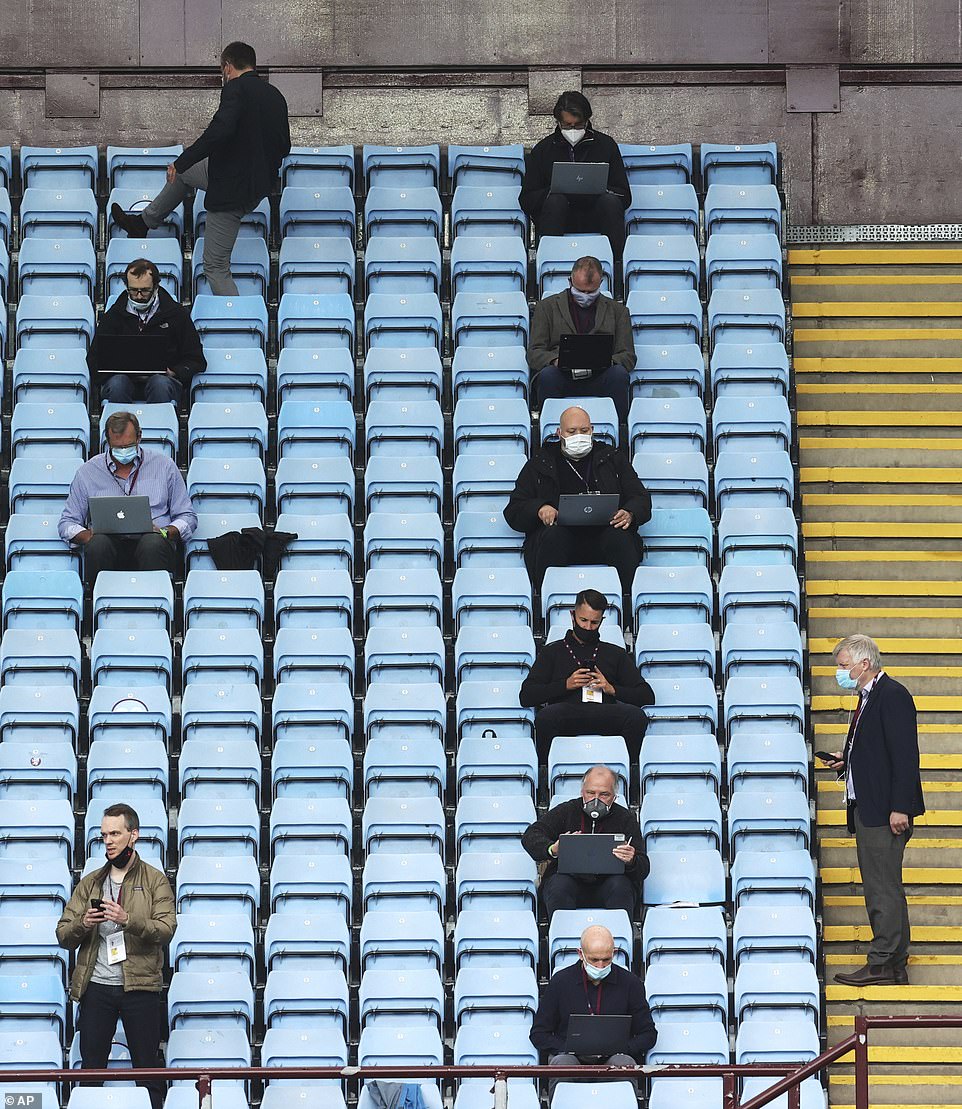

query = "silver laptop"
89;495;154;535
551;161;609;196
557;493;621;526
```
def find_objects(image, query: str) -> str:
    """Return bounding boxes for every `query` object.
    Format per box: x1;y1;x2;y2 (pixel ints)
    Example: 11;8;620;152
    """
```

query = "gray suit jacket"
527;290;636;373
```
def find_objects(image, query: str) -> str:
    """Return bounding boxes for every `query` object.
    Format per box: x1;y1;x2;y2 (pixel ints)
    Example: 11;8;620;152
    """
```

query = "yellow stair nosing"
799;409;962;425
801;466;962;483
816;723;962;736
799;383;962;394
804;524;962;538
794;274;962;285
804;494;962;506
826;954;962;965
789;247;962;264
813;664;962;677
806;552;962;564
830;1075;962;1086
808;606;962;619
806;581;962;597
825;894;962;905
818;811;962;827
821;867;962;883
810;636;962;652
818;780;962;794
813;693;962;709
793;301;962;317
795;327;962;340
825;925;959;941
795;356;962;373
820;837;962;849
800;438;962;451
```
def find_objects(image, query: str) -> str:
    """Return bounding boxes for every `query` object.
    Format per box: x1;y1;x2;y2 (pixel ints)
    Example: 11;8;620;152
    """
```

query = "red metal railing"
2;1015;958;1109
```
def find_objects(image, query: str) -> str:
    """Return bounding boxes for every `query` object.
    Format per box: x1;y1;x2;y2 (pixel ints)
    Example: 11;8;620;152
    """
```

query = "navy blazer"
843;672;925;827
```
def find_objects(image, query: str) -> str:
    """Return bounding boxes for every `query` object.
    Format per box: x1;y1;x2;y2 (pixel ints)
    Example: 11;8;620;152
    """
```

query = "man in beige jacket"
57;803;175;1109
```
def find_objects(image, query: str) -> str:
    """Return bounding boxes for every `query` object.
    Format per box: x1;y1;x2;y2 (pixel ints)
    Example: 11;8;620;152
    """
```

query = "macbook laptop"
565;1014;632;1058
557;333;614;380
551;161;609;196
557;832;626;875
96;334;173;374
557;493;621;527
89;495;154;535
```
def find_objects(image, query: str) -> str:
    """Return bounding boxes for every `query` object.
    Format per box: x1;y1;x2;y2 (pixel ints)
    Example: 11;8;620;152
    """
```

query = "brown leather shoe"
110;203;149;238
834;962;896;986
891;964;909;985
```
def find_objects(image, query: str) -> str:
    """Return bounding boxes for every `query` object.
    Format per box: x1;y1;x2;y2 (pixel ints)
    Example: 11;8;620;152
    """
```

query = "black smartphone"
90;898;103;910
814;751;839;763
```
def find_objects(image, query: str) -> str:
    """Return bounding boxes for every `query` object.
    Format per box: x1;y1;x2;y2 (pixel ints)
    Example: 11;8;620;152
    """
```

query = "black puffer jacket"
520;125;631;220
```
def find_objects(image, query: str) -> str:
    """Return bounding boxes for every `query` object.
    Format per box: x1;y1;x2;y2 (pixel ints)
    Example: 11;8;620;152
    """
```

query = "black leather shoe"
111;203;149;238
834;963;896;986
891;964;909;985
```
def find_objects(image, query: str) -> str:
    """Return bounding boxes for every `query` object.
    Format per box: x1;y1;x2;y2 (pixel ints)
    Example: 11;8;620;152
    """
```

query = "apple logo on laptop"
116;510;126;520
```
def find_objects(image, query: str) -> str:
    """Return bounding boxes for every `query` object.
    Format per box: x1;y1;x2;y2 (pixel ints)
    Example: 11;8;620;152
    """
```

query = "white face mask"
129;289;159;315
569;284;601;308
561;127;586;146
561;432;593;459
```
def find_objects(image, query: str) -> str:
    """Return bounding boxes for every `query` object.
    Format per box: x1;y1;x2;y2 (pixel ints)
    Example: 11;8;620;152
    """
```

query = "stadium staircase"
791;244;962;1109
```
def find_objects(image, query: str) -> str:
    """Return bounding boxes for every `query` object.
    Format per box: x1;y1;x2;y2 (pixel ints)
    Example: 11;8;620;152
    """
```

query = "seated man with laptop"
58;410;197;585
520;90;631;258
527;256;636;421
504;405;651;594
522;765;649;921
87;258;206;407
519;590;654;760
530;923;656;1094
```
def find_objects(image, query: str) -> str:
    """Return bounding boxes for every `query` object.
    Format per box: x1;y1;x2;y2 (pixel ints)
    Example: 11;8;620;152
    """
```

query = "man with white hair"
530;923;656;1093
824;634;925;986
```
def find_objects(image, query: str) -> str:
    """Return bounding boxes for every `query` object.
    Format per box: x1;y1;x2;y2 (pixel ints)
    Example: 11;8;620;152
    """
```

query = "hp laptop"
551;161;609;196
556;494;621;527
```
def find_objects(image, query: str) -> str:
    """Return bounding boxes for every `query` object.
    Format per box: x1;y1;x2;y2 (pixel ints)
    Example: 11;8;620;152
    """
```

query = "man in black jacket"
530;923;656;1094
824;634;925;987
504;406;652;593
522;764;648;921
112;42;291;295
87;259;206;406
520;91;631;259
520;589;654;758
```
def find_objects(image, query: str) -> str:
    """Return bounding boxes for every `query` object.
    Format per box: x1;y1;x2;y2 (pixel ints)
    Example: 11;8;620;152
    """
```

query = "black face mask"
583;797;610;822
108;838;136;869
573;624;600;646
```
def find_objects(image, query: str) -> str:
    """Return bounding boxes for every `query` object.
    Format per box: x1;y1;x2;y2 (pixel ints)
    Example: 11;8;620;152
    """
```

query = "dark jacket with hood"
520;124;631;220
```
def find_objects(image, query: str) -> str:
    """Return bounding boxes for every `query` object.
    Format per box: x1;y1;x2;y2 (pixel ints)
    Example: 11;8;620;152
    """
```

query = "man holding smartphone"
56;804;175;1109
519;588;654;759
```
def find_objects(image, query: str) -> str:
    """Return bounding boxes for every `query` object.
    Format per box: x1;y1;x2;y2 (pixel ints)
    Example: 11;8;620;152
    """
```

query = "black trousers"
526;523;642;595
538;191;627;259
83;532;178;586
542;871;638;922
77;982;165;1109
535;700;649;760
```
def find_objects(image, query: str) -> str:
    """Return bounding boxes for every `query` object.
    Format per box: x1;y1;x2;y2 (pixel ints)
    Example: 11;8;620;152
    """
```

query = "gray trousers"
142;158;244;296
854;807;913;968
547;1052;637;1097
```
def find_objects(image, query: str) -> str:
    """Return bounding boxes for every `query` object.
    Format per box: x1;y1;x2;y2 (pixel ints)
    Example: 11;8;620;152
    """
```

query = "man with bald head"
531;923;656;1093
504;405;651;593
522;766;648;922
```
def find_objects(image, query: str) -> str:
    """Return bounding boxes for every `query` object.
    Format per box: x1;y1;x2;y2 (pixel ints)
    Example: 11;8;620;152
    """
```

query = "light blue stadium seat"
362;851;445;916
87;686;170;748
719;564;801;626
0;971;66;1036
364;347;443;402
366;399;444;461
620;142;693;185
169;913;255;978
452;345;529;401
184;512;265;574
271;852;352;919
363;796;445;857
272;734;352;802
642;905;727;966
542;565;623;629
632;564;713;627
0;629;81;691
364;734;446;802
708;288;786;348
105;236;182;300
640;733;722;799
0;800;74;862
273;513;354;574
365;292;443;351
740;1077;827;1109
280;186;356;238
363;567;443;630
719;506;798;567
92;570;174;632
724;674;805;737
456;735;538;801
278;292;355;351
178;797;260;859
364;512;444;572
734;1017;819;1064
454;908;538;970
721;622;803;681
99;401;178;460
705;183;782;238
20;187;97;241
454;966;538;1026
84;795;167;861
181;627;264;689
714;395;793;457
540;396;617;447
261;1087;347;1109
0;686;79;749
548;908;632;972
266;910;350;973
0;147;10;189
69;1088;152;1108
21;145;97;189
194;235;270;298
454;625;535;685
7;461;82;527
627;289;702;347
276;348;354;404
455;397;531;457
262;1025;348;1076
194;190;269;241
2;570;83;632
181;684;261;749
11;402;88;461
365;236;441;294
12;348;89;406
643;848;726;907
274;569;354;629
553;1084;638;1109
357;1024;443;1067
645;961;729;1023
702;142;778;187
363;683;446;745
364;144;441;189
0;742;75;802
456;680;533;741
455;794;536;855
183;570;264;632
449;144;525;188
548;736;629;802
167;968;254;1031
277;399;355;460
711;342;790;398
360;966;444;1033
187;458;267;517
273;628;355;689
272;682;353;746
107;144;184;189
193;347;268;405
714;449;794;513
623;233;700;293
191;294;268;350
276;456;355;517
180;738;260;802
728;790;810;856
536;234;613;296
644;677;718;735
706;232;782;294
629;449;703;512
360;908;443;971
452;291;529;348
451;185;525;239
635;622;715;680
728;732;807;797
625;183;699;237
732;850;816;910
89;627;171;689
733;905;817;968
176;854;260;921
641;790;723;853
16;294;95;350
628;395;706;455
365;186;442;241
87;737;167;801
108;185;183;239
454;510;525;568
265;967;349;1033
453;452;525;515
365;625;445;686
451;235;527;297
0;187;9;250
631;343;705;400
637;507;712;569
282;145;354;189
455;851;538;913
279;236;355;297
0;238;7;299
166;1026;252;1080
270;796;353;859
453;566;532;631
18;238;96;298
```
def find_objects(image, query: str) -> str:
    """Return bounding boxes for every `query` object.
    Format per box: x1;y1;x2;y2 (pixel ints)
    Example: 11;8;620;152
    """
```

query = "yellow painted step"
829;985;962;1003
807;553;962;566
818;809;962;827
795;356;962;373
801;437;962;451
789;248;962;264
799;409;962;428
831;1046;962;1063
825;894;962;907
817;781;962;795
794;301;962;317
794;274;962;285
809;636;962;654
825;925;959;943
806;580;962;596
831;1076;962;1088
822;867;962;885
804;523;962;539
802;466;962;484
812;663;962;677
794;327;962;341
809;607;962;621
813;694;962;712
815;721;962;734
805;494;962;507
821;837;962;850
826;954;962;965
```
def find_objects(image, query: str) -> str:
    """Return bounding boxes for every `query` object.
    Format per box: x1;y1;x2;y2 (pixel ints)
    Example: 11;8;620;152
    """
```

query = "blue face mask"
582;959;611;982
836;667;859;690
111;446;138;466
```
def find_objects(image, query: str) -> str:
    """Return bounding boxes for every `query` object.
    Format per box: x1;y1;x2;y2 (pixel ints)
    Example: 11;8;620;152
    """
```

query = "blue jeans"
101;373;182;406
536;363;630;422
